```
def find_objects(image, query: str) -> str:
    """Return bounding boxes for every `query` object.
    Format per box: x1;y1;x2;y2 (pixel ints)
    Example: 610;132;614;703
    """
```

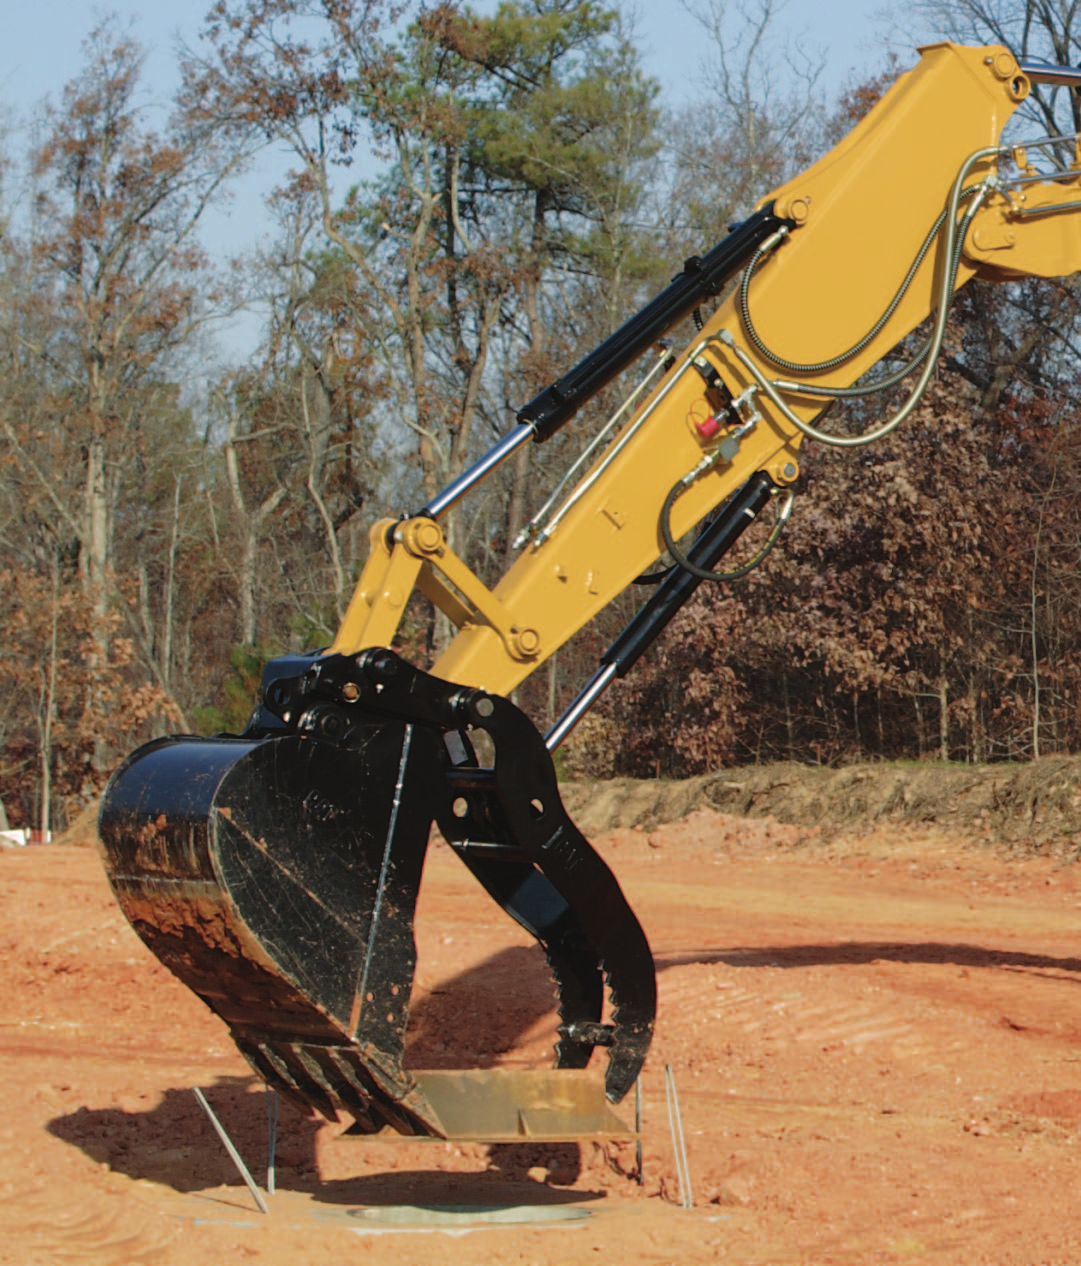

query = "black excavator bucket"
98;649;656;1137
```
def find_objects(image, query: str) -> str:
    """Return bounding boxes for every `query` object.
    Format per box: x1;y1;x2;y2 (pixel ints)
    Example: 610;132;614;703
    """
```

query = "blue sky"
3;1;911;117
0;1;928;357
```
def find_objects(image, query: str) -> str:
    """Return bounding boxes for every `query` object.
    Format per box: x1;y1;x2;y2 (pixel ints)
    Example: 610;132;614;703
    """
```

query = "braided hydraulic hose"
738;186;982;380
772;184;987;402
660;484;795;584
722;145;1002;448
654;148;1001;587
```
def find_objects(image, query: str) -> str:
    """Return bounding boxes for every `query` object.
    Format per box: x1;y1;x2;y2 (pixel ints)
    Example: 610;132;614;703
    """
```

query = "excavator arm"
99;43;1081;1138
333;43;1081;697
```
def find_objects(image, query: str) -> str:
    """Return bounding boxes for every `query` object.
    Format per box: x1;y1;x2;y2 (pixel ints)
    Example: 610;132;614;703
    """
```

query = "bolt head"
516;628;541;655
367;651;399;682
414;519;442;552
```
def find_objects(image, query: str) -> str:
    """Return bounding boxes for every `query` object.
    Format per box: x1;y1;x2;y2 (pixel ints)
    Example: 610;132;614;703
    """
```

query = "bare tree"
914;0;1081;135
665;0;828;245
11;20;249;748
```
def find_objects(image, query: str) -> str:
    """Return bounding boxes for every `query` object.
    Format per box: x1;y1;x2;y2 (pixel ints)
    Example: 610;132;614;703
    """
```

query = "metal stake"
193;1087;269;1214
635;1076;643;1186
266;1087;279;1196
664;1064;694;1209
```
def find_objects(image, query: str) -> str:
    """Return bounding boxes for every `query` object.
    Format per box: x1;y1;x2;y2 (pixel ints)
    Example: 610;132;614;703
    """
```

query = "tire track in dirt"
0;1184;177;1265
651;962;1044;1263
794;1209;989;1264
0;1032;239;1068
654;961;966;1062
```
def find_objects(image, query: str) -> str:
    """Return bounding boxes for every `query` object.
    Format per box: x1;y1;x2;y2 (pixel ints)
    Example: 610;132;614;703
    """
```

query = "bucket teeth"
247;1040;342;1123
236;1038;440;1133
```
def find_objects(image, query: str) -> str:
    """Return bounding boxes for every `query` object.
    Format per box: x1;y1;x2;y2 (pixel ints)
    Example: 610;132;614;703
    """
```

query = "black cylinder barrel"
518;209;789;442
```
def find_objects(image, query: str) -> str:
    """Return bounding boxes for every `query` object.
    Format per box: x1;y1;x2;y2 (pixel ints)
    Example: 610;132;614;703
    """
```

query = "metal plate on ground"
347;1204;591;1228
336;1068;634;1142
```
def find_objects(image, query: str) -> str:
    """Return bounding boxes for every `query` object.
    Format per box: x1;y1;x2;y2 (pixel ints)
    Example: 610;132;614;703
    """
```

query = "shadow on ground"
47;1077;313;1193
46;1071;592;1199
656;940;1081;978
49;937;1071;1196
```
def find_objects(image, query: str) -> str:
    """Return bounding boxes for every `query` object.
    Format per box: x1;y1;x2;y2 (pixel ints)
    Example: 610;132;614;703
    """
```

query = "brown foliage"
0;568;182;828
595;346;1081;775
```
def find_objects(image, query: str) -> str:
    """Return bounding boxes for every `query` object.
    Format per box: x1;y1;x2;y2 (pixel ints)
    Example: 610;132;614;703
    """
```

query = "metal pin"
664;1064;694;1209
193;1087;269;1214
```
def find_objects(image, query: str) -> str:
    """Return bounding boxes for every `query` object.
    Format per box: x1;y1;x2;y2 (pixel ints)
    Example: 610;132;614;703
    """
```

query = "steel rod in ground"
266;1087;279;1196
635;1077;643;1185
664;1063;694;1209
192;1087;269;1214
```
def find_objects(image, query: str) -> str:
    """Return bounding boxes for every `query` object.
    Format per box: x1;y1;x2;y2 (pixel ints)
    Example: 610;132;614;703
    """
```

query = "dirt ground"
7;785;1081;1264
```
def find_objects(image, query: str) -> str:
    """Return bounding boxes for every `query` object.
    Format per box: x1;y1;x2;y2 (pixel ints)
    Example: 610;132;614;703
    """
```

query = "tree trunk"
301;363;347;624
83;435;109;634
914;692;926;758
505;188;549;562
224;400;286;647
783;671;795;760
547;650;559;729
1031;503;1043;760
39;560;60;840
161;475;182;692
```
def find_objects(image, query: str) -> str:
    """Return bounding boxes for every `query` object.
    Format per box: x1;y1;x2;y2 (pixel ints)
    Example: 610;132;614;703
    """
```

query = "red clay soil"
5;807;1081;1264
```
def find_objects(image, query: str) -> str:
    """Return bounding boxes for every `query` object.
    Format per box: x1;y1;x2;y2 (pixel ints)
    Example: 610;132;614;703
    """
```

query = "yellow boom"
329;43;1081;700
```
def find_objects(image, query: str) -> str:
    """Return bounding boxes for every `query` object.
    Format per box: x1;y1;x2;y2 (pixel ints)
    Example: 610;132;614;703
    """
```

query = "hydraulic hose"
660;481;795;583
727;145;1001;447
738;185;982;381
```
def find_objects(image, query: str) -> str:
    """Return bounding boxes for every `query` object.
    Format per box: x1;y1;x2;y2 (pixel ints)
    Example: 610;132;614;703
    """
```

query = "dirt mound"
561;754;1081;851
50;801;101;848
55;755;1081;857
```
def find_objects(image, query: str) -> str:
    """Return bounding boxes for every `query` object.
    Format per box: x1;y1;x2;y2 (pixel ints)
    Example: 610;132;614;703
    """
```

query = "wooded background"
2;0;1078;833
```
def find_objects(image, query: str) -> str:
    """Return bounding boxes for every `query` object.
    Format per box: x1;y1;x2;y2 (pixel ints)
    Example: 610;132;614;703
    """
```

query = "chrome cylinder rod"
419;423;534;520
1019;60;1081;88
545;663;618;752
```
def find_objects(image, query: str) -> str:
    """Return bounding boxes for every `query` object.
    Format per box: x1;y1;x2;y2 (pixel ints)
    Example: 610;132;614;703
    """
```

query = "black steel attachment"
605;472;778;677
99;650;656;1137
